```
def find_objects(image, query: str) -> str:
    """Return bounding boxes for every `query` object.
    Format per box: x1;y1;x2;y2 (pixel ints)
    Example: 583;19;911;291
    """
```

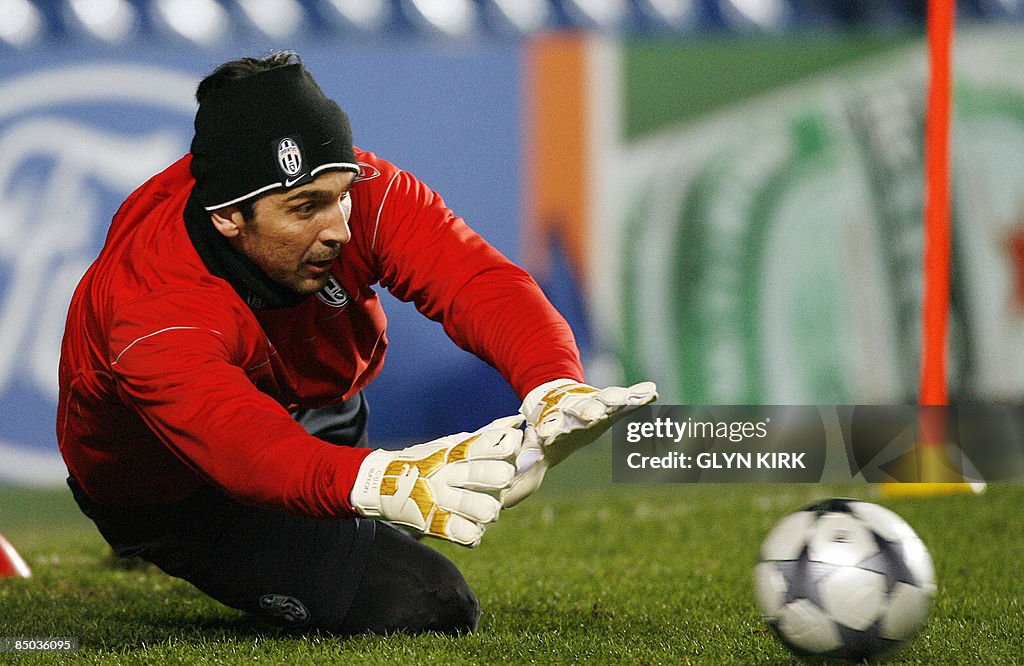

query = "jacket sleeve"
368;169;585;398
107;290;370;518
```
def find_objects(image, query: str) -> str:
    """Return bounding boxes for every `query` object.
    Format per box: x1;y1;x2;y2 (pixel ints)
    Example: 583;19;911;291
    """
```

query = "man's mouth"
303;258;335;274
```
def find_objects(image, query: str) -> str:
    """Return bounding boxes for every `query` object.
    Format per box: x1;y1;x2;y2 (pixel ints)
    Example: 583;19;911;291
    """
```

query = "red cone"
0;532;31;578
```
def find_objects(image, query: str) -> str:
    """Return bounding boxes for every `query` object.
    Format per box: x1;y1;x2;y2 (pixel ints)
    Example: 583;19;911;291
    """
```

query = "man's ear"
210;207;245;238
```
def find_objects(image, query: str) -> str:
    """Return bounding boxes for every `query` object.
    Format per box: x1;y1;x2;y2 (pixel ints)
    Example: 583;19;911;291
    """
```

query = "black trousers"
68;394;480;635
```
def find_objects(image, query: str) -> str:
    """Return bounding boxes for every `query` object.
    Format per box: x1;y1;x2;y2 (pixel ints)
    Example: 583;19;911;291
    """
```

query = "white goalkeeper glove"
501;379;658;508
351;415;524;547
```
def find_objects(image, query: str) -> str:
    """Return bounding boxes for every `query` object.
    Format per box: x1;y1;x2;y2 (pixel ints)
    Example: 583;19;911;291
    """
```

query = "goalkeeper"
57;51;656;636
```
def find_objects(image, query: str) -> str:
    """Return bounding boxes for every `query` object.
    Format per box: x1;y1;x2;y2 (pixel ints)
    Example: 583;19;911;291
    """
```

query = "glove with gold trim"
350;415;523;547
501;379;658;507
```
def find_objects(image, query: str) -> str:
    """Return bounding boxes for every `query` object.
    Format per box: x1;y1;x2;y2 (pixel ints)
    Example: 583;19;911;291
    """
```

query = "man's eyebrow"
283;188;337;202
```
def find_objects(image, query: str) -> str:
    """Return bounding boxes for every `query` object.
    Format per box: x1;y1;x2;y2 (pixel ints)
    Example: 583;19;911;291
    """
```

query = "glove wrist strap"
350;449;393;516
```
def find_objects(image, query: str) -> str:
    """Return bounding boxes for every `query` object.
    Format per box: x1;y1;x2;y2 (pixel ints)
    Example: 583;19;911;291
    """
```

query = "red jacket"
57;149;583;516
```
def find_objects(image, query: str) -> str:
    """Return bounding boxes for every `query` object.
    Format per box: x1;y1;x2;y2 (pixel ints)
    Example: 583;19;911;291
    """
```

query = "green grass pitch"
0;445;1021;665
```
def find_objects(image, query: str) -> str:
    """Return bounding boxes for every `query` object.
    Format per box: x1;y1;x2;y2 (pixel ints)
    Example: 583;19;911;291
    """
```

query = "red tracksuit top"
57;149;583;516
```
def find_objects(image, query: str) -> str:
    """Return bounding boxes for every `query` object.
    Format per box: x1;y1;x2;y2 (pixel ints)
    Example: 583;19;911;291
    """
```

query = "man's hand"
351;415;523;547
501;380;657;507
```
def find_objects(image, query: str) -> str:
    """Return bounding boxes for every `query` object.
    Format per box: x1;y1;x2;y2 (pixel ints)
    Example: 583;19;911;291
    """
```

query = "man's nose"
320;203;352;247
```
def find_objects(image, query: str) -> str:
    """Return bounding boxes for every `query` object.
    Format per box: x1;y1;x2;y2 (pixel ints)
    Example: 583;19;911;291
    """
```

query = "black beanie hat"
190;63;358;211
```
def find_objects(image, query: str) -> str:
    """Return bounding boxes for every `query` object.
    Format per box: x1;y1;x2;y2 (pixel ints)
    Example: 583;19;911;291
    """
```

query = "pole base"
877;481;986;497
876;443;987;497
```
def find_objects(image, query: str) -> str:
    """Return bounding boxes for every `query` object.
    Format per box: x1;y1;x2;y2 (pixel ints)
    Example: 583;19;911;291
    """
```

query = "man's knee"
338;523;481;636
400;556;480;635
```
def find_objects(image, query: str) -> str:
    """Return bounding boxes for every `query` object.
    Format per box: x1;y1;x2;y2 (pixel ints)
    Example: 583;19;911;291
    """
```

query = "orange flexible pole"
919;0;955;424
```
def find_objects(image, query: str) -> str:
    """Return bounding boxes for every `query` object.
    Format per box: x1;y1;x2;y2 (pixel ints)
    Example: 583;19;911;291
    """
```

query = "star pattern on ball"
856;531;919;592
776;544;839;606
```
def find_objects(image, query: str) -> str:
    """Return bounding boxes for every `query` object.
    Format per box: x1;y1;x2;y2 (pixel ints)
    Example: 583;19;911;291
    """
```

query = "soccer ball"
754;498;936;660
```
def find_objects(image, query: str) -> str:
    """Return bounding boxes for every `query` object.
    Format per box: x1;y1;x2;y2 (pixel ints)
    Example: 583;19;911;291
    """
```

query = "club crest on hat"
277;137;303;177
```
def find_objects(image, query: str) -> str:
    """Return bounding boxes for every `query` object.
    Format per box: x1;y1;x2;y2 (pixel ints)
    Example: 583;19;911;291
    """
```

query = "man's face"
216;170;357;295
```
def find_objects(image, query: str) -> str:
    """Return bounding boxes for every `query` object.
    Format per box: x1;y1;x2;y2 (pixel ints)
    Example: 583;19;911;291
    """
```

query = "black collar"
183;192;309;310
